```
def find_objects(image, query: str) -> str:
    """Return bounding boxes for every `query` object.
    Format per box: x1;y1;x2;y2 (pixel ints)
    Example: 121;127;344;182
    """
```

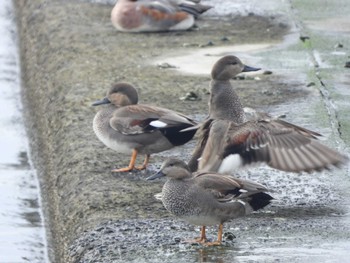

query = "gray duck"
92;83;197;172
147;158;273;246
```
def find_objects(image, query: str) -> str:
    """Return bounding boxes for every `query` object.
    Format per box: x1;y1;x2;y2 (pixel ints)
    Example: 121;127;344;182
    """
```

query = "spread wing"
222;118;348;173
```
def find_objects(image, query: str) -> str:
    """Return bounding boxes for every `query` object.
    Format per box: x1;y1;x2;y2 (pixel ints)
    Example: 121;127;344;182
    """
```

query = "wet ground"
0;1;47;262
13;0;350;262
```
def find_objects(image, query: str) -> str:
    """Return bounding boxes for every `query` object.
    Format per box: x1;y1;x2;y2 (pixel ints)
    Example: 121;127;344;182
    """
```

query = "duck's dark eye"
231;62;237;65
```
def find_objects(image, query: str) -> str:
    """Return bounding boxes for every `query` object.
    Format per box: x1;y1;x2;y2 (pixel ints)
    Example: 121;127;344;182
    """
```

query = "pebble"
334;43;343;48
300;36;310;42
180;91;200;101
220;36;230;41
224;232;236;241
199;41;214;48
263;70;273;75
157;62;177;69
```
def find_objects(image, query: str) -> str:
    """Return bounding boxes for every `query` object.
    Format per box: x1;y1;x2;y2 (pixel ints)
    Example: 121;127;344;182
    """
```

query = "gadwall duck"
147;158;273;246
111;0;212;32
92;83;197;172
188;55;348;173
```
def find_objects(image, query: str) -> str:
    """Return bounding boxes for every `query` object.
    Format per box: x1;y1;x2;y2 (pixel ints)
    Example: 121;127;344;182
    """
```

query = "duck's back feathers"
193;172;241;190
192;171;271;205
109;104;197;145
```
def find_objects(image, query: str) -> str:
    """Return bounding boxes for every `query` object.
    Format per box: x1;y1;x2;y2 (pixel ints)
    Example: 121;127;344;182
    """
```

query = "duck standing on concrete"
147;158;273;245
111;0;212;32
188;55;348;173
92;83;197;172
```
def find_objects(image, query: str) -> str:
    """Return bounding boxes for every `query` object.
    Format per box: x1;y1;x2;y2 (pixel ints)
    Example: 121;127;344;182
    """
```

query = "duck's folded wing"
139;0;178;13
193;172;270;203
109;116;158;135
194;172;269;192
223;119;348;173
109;105;197;141
138;0;191;28
193;172;241;190
177;1;212;17
157;110;197;127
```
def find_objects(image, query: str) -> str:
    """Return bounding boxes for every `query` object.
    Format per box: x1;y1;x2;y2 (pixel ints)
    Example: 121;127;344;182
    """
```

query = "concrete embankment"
14;0;350;262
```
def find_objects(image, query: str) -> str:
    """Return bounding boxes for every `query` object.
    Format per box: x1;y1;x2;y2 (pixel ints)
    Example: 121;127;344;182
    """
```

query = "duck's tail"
246;192;273;212
178;2;212;18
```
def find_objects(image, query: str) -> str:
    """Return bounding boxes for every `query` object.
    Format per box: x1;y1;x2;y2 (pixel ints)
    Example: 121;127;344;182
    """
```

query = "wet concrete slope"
14;0;350;262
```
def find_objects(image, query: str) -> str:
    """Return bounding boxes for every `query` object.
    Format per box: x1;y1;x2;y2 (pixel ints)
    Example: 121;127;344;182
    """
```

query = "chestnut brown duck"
188;55;348;173
92;83;197;172
111;0;212;33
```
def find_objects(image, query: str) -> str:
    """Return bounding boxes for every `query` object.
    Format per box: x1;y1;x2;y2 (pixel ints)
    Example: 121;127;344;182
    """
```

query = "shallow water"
0;1;47;262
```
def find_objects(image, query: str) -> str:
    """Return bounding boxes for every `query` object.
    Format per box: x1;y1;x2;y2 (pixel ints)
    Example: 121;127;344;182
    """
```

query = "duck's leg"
204;223;223;246
184;226;207;243
135;154;150;170
111;149;138;172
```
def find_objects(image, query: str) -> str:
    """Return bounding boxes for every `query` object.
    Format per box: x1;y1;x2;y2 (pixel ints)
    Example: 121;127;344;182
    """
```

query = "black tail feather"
160;125;198;146
248;192;273;211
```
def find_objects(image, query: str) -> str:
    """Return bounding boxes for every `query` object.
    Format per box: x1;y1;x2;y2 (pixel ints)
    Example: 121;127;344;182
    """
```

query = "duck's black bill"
146;171;165;181
242;65;261;72
92;97;111;106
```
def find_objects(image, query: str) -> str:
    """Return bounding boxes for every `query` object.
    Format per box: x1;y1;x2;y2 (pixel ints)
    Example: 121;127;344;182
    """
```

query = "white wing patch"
150;120;167;128
218;154;243;173
237;200;246;206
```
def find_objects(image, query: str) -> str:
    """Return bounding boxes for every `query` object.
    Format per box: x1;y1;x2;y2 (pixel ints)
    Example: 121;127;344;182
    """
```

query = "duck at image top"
111;0;212;32
92;83;198;173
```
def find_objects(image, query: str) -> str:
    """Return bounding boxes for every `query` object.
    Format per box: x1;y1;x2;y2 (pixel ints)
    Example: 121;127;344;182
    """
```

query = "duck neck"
209;80;246;123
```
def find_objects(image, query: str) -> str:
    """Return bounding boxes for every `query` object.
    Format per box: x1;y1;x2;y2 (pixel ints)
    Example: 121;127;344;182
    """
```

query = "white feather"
150;120;167;128
237;200;246;206
218;154;243;173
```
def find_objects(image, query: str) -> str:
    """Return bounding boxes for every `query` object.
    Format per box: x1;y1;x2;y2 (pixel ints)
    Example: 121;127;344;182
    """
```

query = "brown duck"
188;55;348;173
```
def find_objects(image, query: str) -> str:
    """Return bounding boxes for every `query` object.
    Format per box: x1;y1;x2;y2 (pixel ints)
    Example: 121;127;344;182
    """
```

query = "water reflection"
197;248;227;263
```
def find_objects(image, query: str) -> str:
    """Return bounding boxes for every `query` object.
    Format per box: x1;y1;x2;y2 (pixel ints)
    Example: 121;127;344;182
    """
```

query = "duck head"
147;158;191;180
92;83;139;107
211;55;261;81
